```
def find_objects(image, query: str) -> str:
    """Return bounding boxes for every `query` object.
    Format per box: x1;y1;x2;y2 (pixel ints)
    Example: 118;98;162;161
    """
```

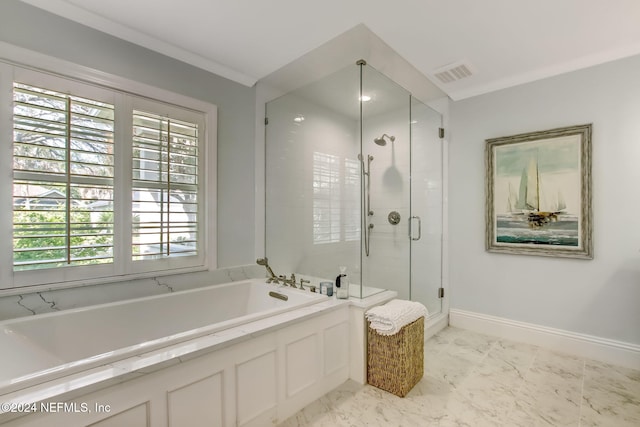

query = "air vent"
433;61;474;84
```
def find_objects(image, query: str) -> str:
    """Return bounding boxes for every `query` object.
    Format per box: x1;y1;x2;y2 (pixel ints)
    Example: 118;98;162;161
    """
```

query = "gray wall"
449;54;640;345
3;2;640;345
0;0;256;267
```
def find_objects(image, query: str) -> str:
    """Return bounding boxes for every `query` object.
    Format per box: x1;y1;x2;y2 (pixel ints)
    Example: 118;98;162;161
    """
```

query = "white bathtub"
0;278;326;396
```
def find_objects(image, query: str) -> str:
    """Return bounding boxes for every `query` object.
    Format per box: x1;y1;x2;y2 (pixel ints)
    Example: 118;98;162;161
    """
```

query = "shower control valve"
388;211;401;225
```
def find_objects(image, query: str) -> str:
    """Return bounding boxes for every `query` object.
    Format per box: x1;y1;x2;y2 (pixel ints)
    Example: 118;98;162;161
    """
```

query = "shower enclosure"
265;61;444;317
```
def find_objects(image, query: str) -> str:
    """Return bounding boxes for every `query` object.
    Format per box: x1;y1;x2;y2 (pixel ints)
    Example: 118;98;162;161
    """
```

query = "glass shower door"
265;64;362;284
410;98;443;316
359;63;411;299
264;61;445;313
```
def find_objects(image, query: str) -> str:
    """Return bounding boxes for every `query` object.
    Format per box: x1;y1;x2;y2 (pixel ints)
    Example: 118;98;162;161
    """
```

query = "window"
312;152;360;244
13;83;115;270
343;158;360;241
132;110;199;261
313;152;341;244
1;63;214;289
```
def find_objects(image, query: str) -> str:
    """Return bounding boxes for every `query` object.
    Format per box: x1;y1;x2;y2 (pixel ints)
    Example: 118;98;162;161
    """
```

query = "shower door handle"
409;216;422;241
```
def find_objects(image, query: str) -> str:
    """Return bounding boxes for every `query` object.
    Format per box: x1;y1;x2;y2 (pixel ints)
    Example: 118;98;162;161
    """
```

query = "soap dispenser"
335;266;349;299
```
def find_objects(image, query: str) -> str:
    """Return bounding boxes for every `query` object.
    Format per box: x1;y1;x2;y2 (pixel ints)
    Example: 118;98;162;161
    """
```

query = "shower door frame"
357;63;444;319
408;96;445;318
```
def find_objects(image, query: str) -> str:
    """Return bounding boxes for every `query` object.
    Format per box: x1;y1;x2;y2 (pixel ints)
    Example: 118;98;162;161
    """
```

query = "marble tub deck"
278;326;640;427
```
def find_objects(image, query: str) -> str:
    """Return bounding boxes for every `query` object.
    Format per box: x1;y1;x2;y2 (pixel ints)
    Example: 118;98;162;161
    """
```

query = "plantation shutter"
344;157;360;241
132;110;199;260
12;83;115;270
312;152;341;244
312;153;361;244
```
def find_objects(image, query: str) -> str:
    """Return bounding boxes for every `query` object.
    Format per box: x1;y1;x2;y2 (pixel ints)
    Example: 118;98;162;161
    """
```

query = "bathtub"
0;278;327;397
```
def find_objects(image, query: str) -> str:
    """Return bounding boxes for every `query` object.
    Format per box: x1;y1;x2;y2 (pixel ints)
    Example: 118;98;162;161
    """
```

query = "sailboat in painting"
490;125;589;251
497;157;579;246
511;157;567;227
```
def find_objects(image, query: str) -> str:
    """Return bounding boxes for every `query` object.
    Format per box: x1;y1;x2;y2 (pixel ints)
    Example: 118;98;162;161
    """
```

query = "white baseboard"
449;309;640;370
425;312;449;340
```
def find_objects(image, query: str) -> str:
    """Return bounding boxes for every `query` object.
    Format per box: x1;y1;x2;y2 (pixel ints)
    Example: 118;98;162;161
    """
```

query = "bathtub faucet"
256;258;300;287
278;274;298;287
256;257;279;283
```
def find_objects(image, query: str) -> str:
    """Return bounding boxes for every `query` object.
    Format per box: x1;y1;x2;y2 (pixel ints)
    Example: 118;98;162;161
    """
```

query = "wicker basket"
367;316;424;397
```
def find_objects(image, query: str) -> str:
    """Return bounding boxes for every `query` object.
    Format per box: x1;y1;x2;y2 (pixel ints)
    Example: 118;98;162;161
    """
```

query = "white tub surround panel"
0;279;326;395
0;293;349;426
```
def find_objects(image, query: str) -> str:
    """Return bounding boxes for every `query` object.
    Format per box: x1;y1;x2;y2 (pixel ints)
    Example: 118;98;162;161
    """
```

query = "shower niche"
265;61;444;317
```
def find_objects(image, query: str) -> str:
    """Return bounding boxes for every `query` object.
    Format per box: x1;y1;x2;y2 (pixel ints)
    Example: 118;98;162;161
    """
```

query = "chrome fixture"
256;257;315;292
358;134;397;256
268;291;288;301
256;257;278;282
277;274;298;287
358;153;373;176
357;153;374;215
388;211;401;225
409;216;422;241
373;134;396;146
358;154;375;256
257;258;299;287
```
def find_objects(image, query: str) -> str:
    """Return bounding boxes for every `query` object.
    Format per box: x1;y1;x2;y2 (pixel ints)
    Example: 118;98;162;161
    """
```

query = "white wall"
265;90;446;313
449;54;640;345
362;108;411;298
265;93;360;282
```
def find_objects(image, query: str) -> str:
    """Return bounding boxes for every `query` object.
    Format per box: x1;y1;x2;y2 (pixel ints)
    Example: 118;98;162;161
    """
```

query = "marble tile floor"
278;326;640;427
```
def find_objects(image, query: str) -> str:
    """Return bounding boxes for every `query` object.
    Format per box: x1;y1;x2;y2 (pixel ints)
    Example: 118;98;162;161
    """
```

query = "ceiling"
21;0;640;100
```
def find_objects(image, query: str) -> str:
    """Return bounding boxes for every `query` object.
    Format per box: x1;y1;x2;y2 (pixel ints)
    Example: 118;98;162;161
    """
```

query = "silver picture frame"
485;124;593;259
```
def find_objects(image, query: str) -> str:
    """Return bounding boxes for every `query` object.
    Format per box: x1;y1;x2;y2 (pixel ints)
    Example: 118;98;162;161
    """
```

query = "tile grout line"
279;328;640;427
506;342;541;422
448;334;500;402
578;358;586;427
459;334;497;389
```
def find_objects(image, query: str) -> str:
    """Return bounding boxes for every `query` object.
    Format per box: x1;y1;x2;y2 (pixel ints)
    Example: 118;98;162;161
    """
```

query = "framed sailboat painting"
485;124;593;259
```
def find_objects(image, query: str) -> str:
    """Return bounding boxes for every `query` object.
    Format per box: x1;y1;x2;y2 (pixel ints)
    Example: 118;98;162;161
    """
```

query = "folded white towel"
365;299;428;336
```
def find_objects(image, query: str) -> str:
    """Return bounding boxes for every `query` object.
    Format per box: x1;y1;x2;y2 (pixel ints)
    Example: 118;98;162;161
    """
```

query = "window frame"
12;72;118;277
127;97;206;275
0;44;217;292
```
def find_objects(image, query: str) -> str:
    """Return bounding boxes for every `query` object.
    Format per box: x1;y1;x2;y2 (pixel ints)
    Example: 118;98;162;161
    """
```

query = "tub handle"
269;291;288;301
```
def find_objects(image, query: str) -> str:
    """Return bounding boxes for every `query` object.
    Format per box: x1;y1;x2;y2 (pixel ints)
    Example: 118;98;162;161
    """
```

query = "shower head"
256;257;268;266
374;134;396;146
